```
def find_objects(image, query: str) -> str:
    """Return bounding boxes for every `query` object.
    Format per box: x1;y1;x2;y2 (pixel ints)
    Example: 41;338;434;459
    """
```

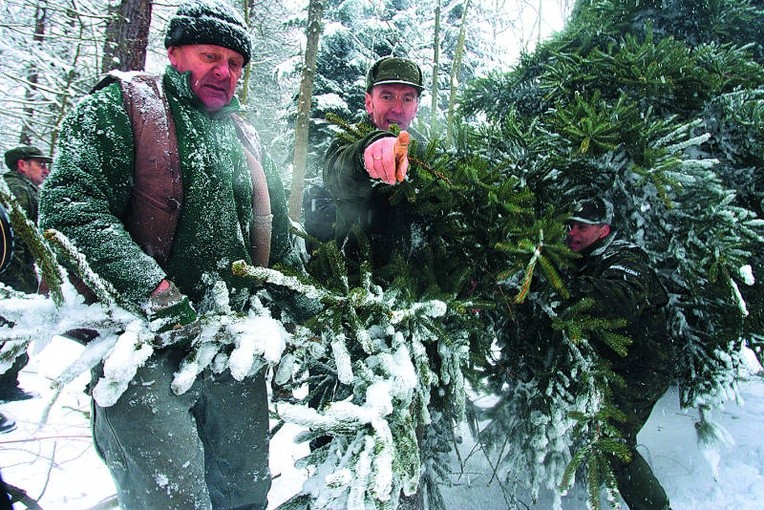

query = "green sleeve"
322;129;394;200
3;174;38;221
0;174;39;293
39;83;166;309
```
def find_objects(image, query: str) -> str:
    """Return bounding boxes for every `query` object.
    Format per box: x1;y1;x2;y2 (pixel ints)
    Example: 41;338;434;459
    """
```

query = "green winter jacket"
40;66;295;312
0;172;39;293
570;234;674;381
323;122;423;270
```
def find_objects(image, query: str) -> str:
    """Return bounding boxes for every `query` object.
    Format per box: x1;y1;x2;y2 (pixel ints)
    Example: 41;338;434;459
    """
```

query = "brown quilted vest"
93;70;272;270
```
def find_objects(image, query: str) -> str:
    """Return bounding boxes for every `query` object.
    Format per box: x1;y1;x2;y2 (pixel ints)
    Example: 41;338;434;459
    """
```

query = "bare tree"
429;0;442;135
0;0;109;150
18;0;48;146
445;0;470;145
288;0;324;222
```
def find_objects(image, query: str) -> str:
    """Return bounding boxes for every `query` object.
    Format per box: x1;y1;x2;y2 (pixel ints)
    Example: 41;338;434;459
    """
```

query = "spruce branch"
241;253;468;509
0;185;64;305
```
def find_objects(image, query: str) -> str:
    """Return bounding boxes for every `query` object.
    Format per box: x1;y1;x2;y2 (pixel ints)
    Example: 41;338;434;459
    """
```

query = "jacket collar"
581;232;615;258
2;170;37;192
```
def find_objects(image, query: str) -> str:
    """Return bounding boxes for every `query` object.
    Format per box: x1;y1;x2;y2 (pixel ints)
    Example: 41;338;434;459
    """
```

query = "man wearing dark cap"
4;146;51;188
566;197;674;510
0;145;50;403
1;146;50;295
323;55;426;272
40;1;304;507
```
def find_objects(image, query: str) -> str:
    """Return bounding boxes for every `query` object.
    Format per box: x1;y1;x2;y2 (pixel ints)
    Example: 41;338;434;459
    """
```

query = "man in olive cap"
322;55;426;272
4;146;51;188
0;145;50;403
40;0;307;507
2;147;51;294
566;197;674;510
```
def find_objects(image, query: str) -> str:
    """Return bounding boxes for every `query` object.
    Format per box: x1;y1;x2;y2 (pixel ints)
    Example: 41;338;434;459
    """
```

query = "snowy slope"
1;336;762;509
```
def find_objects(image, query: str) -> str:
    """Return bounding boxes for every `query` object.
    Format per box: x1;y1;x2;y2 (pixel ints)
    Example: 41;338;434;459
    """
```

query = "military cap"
4;146;52;172
366;56;424;93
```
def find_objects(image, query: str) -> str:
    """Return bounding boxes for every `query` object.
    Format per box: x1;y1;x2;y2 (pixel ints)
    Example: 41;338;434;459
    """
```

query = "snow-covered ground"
1;336;762;509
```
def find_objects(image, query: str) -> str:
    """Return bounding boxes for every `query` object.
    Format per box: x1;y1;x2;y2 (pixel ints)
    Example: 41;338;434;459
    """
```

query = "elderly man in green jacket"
40;1;301;508
566;197;674;510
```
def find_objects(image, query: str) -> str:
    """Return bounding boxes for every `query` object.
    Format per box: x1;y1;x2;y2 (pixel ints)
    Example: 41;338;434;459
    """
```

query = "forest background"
1;0;764;509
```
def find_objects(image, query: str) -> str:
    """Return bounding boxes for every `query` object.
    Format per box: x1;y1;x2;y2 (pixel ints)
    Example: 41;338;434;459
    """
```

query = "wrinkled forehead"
370;83;420;98
172;43;245;62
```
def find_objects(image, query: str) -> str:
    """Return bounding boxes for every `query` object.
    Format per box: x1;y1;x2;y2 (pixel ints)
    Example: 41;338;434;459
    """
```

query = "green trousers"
611;377;672;510
92;348;270;509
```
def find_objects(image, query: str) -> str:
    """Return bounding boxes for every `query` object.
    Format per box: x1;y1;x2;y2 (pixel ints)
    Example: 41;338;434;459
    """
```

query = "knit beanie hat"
164;0;252;66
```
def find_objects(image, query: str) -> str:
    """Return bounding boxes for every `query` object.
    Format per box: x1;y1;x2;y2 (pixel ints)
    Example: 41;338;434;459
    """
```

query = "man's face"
167;44;245;111
566;221;610;253
17;158;49;186
365;83;420;131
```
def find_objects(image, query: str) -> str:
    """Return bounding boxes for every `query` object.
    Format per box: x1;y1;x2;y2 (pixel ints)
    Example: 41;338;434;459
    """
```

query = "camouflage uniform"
0;171;39;294
0;171;38;399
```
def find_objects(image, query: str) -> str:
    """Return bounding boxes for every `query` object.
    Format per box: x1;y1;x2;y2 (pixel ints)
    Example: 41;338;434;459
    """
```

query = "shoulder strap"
232;114;272;267
95;71;182;268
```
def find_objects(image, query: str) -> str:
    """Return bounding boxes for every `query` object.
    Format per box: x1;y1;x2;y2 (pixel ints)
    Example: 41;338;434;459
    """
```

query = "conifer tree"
456;0;764;506
2;2;762;509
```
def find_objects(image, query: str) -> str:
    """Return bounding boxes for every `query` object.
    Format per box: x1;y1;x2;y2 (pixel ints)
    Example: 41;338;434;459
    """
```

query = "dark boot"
0;414;16;434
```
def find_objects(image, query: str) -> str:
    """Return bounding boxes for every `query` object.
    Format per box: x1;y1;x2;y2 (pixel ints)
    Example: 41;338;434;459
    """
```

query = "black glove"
146;281;200;349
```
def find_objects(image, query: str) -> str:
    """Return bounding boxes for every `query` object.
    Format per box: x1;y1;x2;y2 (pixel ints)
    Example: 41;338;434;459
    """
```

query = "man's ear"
364;92;373;115
167;47;179;67
16;159;30;178
600;224;611;238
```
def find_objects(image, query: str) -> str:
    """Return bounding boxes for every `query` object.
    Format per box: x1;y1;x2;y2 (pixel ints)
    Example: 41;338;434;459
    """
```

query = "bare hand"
363;131;410;184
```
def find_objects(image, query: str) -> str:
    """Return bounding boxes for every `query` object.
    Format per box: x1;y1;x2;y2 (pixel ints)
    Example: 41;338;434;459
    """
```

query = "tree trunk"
50;9;87;150
101;0;153;73
430;0;442;135
19;0;47;146
446;0;471;145
288;0;324;222
239;0;250;105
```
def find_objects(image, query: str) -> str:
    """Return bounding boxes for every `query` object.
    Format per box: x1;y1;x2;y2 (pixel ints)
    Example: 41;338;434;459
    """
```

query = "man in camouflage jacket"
1;145;50;294
0;145;49;403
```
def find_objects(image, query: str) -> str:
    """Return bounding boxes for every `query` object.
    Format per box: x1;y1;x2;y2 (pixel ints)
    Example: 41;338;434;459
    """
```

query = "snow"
2;336;763;509
315;93;349;112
